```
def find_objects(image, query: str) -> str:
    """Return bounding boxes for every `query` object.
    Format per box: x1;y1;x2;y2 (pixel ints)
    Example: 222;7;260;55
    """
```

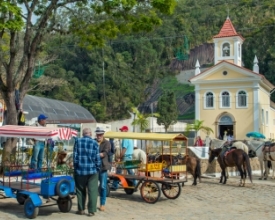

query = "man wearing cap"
95;127;111;212
30;114;48;170
111;125;136;190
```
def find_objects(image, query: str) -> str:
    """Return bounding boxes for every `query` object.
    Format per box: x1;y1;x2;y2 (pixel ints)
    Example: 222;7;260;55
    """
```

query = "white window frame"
220;90;231;108
222;42;231;57
262;109;265;125
238;43;241;58
204;91;215;109
236;90;248;108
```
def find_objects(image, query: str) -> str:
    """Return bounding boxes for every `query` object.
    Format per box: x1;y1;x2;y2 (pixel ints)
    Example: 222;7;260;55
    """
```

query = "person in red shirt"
194;136;204;147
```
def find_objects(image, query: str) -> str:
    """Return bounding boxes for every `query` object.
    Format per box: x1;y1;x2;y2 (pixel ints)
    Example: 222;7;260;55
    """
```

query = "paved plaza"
0;175;275;220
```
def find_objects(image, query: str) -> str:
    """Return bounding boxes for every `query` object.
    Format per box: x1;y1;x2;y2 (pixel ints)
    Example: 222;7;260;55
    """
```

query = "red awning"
0;125;77;140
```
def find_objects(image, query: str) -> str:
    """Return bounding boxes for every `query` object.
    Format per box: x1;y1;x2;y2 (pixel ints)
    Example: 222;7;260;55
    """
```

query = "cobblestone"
0;175;275;220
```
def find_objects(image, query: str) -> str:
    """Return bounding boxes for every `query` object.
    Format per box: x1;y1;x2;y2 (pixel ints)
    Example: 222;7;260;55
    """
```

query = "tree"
0;0;177;161
185;119;213;138
131;107;159;132
157;91;178;132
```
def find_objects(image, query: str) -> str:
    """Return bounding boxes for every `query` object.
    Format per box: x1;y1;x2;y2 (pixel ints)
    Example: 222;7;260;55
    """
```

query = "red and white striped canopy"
0;125;78;140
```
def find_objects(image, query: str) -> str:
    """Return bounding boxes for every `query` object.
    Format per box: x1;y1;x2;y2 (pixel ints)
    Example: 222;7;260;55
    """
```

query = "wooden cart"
104;132;188;204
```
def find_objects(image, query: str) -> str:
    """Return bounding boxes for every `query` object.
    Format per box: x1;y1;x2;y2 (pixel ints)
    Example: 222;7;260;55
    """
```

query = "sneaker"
99;206;105;211
88;212;95;216
75;210;85;215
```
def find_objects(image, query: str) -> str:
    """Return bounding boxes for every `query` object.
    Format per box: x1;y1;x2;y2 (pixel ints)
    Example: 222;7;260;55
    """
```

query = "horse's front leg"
219;171;223;183
222;169;227;184
264;160;269;180
259;158;264;180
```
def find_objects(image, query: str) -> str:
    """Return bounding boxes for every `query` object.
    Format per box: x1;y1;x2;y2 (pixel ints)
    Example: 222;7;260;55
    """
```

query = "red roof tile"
213;17;244;39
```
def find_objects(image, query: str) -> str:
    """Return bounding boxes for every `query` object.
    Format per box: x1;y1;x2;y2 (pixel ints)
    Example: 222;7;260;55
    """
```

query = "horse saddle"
224;148;236;157
262;142;275;153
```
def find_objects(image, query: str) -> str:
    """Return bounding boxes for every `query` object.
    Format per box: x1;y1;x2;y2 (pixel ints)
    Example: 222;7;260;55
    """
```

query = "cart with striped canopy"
0;125;77;219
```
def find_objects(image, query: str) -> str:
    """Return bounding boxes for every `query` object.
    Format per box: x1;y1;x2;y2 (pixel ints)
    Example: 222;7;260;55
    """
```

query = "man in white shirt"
30;114;47;170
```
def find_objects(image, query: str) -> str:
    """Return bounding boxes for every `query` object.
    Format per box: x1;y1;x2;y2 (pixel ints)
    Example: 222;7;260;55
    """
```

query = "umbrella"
246;131;265;139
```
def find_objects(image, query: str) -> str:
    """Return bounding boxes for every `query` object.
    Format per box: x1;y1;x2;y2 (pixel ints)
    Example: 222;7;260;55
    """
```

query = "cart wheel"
24;198;39;219
161;183;181;199
56;179;71;198
140;180;160;204
124;179;135;195
98;184;110;197
57;196;72;213
17;193;28;205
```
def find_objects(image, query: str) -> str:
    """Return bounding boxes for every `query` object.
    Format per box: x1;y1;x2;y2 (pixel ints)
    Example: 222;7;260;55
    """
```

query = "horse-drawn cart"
0;125;77;219
104;132;188;204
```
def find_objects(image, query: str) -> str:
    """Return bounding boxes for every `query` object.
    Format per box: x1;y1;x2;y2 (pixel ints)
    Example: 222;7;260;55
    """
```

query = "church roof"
213;17;244;40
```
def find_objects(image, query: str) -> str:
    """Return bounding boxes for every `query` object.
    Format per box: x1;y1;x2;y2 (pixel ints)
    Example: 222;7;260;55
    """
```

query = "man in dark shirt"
73;128;101;216
95;127;111;212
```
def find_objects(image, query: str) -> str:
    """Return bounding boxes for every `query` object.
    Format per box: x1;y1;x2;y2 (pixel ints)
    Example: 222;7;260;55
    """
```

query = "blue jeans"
30;141;45;169
112;155;137;189
99;171;108;205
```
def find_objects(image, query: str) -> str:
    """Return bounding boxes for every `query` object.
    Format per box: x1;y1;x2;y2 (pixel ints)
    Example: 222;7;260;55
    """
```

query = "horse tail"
243;152;253;183
267;160;272;169
195;158;201;182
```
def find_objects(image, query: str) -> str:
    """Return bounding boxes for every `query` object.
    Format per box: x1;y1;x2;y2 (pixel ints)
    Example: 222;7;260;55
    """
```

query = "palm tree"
131;107;159;149
185;120;213;138
131;108;150;133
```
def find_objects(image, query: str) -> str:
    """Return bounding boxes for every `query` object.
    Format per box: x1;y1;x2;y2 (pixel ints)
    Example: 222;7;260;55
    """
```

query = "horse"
230;141;249;154
155;154;201;186
244;140;275;180
208;147;252;186
132;148;147;164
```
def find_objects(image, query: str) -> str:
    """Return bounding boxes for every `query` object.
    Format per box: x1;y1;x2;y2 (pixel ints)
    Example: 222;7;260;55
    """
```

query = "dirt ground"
0;174;275;220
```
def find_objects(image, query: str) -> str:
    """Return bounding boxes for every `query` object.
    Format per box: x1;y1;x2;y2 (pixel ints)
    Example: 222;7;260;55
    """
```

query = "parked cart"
0;125;77;219
104;132;188;204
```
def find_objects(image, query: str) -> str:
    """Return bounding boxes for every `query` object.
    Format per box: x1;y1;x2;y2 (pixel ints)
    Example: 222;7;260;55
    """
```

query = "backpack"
18;111;25;126
108;138;115;163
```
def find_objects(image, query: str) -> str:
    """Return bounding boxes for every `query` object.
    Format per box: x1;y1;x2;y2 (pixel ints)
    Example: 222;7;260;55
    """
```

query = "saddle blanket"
224;149;235;157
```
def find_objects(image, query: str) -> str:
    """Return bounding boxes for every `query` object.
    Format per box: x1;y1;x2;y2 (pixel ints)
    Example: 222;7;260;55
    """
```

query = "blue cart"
0;125;78;218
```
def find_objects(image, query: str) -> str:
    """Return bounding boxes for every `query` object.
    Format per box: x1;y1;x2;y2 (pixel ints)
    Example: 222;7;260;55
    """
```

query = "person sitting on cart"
111;125;137;191
95;127;111;212
30;114;47;170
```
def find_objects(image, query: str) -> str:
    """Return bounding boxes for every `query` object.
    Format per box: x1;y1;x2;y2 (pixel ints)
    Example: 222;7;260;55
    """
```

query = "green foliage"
185;120;213;137
27;0;275;122
131;107;159;132
157;91;178;132
0;2;23;30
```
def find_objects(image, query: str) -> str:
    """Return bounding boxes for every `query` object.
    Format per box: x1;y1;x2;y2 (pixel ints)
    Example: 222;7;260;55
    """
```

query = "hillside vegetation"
30;0;275;122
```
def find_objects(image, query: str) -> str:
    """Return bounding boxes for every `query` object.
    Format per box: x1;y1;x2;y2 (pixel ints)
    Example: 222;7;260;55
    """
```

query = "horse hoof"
258;178;263;180
264;178;267;180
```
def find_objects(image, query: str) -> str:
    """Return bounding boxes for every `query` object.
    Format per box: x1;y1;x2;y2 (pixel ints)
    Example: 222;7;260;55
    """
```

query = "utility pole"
102;48;106;108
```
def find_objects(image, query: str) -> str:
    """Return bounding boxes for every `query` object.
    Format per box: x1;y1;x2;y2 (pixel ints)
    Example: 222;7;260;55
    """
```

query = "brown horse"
155;154;201;185
208;148;252;186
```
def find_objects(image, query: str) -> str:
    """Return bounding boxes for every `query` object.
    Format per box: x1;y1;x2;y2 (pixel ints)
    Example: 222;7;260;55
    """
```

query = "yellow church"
189;17;275;141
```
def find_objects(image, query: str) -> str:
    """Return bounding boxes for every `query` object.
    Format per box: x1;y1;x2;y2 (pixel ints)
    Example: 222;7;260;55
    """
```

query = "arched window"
222;91;230;107
238;91;247;107
222;43;230;57
206;92;214;108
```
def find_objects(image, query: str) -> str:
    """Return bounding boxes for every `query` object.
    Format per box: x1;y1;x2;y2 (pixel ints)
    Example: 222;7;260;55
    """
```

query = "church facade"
189;17;275;140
